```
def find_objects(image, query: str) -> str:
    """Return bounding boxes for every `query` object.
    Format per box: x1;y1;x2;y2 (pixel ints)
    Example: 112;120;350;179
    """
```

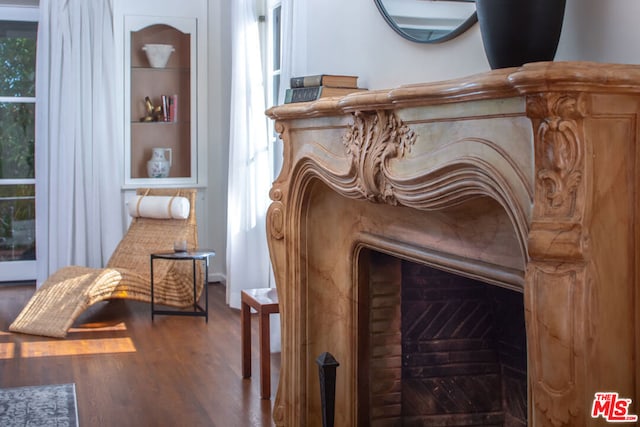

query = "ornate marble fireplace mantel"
266;62;640;426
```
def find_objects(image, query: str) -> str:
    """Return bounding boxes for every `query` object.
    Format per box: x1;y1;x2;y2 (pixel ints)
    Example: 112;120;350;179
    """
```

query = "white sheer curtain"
35;0;123;285
226;0;272;309
278;0;306;107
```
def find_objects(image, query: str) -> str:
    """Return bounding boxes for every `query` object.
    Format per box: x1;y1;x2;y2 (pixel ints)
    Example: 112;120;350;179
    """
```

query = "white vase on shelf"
142;44;174;68
147;147;172;178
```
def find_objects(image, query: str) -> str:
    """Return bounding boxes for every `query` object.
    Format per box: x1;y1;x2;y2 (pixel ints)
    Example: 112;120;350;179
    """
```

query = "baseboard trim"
208;272;226;284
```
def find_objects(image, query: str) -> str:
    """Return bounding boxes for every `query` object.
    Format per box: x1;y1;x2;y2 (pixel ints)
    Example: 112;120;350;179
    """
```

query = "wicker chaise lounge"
9;188;203;338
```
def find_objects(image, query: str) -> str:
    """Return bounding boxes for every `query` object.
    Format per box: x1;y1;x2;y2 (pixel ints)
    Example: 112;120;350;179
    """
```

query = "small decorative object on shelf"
140;96;161;122
146;147;172;178
142;43;174;68
173;239;187;253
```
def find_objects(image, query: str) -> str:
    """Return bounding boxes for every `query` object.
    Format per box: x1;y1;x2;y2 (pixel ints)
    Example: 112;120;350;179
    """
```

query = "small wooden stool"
241;287;279;399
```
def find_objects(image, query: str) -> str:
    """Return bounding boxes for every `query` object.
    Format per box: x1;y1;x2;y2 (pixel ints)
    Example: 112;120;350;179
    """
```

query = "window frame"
262;0;283;181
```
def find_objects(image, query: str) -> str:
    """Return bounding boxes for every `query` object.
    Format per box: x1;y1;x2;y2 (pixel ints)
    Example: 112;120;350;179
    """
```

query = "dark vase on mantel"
476;0;567;69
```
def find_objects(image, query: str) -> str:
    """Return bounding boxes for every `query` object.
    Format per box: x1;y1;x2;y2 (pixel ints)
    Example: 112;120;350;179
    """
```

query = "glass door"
0;10;37;282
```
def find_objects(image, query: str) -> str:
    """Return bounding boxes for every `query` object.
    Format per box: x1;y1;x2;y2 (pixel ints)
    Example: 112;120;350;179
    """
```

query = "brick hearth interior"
364;250;527;426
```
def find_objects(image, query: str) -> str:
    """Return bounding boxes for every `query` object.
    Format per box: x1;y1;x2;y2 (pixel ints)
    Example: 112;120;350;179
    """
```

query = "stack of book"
161;94;178;122
284;74;366;104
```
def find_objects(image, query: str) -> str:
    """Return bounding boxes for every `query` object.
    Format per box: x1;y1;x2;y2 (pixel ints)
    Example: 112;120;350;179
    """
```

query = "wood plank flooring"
0;282;279;426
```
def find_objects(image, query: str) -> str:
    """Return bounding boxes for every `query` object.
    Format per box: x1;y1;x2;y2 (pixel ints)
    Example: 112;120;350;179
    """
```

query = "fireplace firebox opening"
360;250;527;427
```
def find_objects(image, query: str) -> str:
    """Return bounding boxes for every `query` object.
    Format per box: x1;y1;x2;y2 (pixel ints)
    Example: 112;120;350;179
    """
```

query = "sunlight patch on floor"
0;342;15;359
19;337;137;357
68;322;129;333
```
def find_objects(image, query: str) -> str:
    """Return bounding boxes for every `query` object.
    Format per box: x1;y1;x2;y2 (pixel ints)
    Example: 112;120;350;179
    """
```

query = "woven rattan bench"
9;188;203;338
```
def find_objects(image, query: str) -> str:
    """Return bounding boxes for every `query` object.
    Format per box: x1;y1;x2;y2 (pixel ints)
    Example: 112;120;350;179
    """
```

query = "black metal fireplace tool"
316;352;339;427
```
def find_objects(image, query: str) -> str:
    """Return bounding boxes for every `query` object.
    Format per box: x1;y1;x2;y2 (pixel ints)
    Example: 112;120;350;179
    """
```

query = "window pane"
272;6;281;72
0;102;35;179
0;184;35;261
272;74;280;108
0;20;37;97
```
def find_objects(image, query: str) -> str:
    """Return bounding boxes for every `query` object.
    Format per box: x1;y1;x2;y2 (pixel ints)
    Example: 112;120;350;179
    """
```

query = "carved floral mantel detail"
266;62;640;427
342;110;416;205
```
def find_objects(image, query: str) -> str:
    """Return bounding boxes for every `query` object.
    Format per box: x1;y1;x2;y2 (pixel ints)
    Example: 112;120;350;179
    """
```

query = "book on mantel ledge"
284;86;367;104
290;74;359;89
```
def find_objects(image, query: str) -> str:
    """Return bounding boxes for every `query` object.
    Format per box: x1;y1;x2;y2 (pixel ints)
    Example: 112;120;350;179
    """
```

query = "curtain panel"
227;0;280;350
35;0;123;285
226;0;271;309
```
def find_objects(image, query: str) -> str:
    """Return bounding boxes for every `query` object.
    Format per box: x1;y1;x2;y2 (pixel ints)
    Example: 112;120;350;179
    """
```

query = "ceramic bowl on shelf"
142;43;175;68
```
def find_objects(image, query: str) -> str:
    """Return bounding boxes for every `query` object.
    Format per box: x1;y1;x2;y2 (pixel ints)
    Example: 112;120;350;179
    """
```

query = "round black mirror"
374;0;477;43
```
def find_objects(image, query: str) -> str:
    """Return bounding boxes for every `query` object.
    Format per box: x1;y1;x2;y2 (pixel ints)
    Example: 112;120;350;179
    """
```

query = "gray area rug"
0;383;78;426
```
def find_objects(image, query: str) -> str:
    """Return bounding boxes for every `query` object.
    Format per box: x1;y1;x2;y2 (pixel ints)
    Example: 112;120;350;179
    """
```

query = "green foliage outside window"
0;22;36;97
0;26;36;180
0;21;37;260
0;103;34;179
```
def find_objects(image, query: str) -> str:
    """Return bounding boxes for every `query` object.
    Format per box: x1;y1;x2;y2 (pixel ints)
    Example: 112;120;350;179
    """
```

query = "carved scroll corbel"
267;188;285;241
342;110;416;205
528;93;587;220
527;92;591;259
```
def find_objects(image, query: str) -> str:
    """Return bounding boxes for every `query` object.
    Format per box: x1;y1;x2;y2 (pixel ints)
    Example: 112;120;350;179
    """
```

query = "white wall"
557;0;640;63
206;0;640;282
294;0;640;90
206;0;232;281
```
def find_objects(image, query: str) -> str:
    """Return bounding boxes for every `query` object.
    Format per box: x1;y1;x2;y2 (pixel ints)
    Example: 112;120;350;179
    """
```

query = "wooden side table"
241;287;279;399
150;250;215;322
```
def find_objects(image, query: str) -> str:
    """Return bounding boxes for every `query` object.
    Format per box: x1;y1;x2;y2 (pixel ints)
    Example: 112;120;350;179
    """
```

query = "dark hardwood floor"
0;282;279;426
